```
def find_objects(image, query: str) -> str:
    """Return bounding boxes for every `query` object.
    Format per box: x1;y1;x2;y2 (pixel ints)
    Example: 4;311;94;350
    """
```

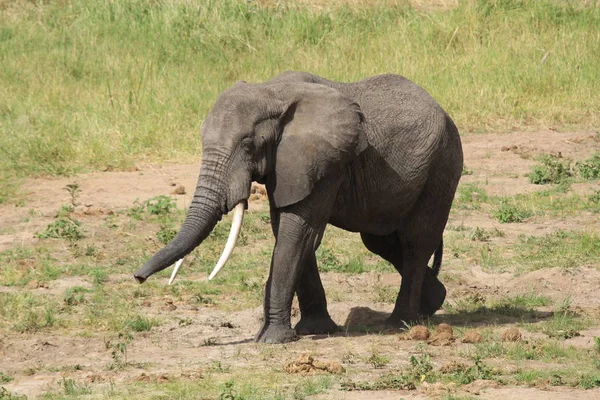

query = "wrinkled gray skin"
134;71;463;344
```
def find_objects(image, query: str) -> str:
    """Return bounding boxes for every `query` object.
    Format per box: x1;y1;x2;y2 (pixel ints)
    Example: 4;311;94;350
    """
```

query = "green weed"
367;352;390;369
494;200;531;223
36;217;84;241
576;153;600;180
125;315;160;332
58;377;91;396
0;373;12;384
455;184;488;210
0;387;27;400
156;224;177;245
528;155;573;185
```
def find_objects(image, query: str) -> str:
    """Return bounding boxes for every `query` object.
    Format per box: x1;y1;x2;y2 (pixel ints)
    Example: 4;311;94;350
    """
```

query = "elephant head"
134;81;367;283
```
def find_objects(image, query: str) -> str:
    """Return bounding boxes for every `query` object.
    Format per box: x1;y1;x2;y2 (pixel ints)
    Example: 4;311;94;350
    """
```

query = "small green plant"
408;354;434;381
576;153;600;180
127;199;145;220
0;387;27;400
470;227;490;241
36;216;84;241
594;337;600;353
105;332;133;370
202;337;220;347
0;373;13;384
462;165;473;175
156;224;177;244
341;373;415;391
455;184;488;210
367;352;390;369
317;247;342;272
64;183;81;206
59;377;91;396
217;380;244;400
528;155;572;185
494;200;531;223
126;315;159;332
90;268;108;285
145;195;177;216
64;286;89;306
589;190;600;204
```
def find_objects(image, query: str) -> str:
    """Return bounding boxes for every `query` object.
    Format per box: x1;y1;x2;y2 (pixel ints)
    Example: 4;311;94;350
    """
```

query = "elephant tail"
430;240;443;277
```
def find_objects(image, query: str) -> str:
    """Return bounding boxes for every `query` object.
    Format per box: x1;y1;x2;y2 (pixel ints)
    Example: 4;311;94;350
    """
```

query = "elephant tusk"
209;202;245;280
168;258;185;285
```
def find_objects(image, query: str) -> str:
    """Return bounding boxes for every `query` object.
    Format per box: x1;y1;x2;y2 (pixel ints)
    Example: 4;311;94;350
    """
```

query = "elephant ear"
268;83;368;208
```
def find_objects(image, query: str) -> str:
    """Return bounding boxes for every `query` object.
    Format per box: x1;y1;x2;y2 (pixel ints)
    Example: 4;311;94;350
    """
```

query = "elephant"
134;71;463;344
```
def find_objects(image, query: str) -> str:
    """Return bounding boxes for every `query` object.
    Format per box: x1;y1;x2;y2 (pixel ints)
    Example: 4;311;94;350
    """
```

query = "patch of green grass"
1;0;598;202
58;377;92;396
0;292;62;333
514;230;600;271
455;184;489;210
494;200;532;223
367;352;390;369
125;315;160;332
0;387;27;400
64;286;90;306
576;153;600;180
528;155;573;185
156;223;177;245
0;373;13;384
36;216;84;241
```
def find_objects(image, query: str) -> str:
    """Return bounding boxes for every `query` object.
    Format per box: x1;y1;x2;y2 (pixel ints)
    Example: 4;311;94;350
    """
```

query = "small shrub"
494;201;531;223
588;190;600;204
145;195;177;216
408;354;434;380
127;199;145;220
36;217;84;241
0;373;13;384
367;352;390;369
576;153;600;180
156;224;177;244
528;155;572;185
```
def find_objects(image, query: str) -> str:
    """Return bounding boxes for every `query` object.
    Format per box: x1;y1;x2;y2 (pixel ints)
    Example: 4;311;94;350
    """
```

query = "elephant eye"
241;137;254;152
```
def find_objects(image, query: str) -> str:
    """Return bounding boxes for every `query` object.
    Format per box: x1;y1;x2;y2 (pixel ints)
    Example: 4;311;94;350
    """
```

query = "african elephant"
134;71;463;343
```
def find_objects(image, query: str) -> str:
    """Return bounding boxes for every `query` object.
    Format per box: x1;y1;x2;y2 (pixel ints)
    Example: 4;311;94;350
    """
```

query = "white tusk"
168;258;185;285
209;202;245;280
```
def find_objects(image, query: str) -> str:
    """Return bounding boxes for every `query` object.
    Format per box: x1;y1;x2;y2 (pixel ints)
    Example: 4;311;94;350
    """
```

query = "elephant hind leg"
360;232;446;322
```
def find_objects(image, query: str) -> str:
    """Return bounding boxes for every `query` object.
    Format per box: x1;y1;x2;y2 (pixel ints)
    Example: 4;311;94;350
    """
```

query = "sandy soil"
1;130;600;399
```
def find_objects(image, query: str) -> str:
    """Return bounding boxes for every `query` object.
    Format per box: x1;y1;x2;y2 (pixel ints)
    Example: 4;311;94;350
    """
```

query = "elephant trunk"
134;161;227;283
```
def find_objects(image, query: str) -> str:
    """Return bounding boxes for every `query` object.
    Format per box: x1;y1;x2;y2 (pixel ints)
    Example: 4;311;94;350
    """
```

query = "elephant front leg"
255;213;327;344
294;253;338;335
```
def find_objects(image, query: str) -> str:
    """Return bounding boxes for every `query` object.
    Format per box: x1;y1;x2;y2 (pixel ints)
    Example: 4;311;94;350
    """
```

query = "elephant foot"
420;273;447;317
385;311;421;330
255;323;299;344
294;313;338;335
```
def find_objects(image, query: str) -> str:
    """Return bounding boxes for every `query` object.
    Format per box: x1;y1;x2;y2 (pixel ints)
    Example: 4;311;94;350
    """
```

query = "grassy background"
1;0;599;182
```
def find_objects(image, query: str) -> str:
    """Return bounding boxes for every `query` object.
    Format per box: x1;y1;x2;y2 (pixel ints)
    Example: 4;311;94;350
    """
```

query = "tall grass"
0;0;598;182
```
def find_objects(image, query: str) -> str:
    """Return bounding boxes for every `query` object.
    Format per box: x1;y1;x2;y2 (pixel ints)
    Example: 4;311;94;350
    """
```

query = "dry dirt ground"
1;130;600;399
